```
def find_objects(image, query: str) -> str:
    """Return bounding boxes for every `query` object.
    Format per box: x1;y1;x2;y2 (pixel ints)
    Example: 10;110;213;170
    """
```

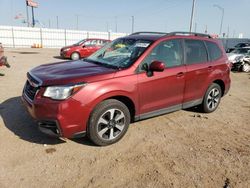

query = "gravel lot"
0;48;250;188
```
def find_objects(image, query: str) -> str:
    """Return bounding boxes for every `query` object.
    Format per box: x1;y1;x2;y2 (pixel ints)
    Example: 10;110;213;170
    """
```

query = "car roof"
86;38;110;41
124;34;165;41
123;31;213;42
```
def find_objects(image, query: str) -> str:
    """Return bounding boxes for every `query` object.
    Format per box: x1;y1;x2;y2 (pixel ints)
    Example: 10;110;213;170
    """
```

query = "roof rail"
167;31;212;38
130;31;167;36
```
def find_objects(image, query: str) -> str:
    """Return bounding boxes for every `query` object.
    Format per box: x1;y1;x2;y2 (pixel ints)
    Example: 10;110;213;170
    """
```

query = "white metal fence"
0;25;128;48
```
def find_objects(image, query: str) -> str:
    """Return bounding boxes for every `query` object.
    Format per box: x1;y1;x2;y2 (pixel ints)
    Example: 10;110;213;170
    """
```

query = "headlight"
63;48;70;51
43;83;85;100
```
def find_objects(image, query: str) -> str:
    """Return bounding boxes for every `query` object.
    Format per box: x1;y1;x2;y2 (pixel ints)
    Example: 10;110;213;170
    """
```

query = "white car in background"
227;47;250;64
228;47;250;72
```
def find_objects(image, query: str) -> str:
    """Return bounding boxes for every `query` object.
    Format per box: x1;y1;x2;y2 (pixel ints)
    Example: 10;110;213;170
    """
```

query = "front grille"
24;81;39;100
27;73;40;86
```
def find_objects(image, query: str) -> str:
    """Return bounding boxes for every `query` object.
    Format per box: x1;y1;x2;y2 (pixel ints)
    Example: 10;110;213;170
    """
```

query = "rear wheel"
71;52;80;60
201;83;222;113
87;99;131;146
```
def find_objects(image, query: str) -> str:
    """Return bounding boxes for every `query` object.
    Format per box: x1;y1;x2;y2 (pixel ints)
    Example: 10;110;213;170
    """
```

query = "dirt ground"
0;48;250;188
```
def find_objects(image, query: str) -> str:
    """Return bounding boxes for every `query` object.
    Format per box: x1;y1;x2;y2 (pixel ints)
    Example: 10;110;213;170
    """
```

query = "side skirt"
134;98;203;121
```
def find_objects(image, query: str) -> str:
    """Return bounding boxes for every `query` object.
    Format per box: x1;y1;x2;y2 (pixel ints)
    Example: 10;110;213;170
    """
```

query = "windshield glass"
231;48;250;54
75;39;87;46
85;38;153;69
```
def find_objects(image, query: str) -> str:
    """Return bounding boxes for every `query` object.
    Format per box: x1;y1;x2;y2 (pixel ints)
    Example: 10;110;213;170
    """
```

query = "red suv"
60;38;110;60
22;32;231;146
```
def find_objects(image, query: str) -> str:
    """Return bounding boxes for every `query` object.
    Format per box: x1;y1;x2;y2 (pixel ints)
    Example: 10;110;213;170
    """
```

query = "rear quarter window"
185;39;208;64
205;41;222;61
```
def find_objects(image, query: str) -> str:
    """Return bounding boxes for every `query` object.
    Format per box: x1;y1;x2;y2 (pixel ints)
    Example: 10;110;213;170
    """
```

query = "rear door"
137;39;186;115
183;39;210;107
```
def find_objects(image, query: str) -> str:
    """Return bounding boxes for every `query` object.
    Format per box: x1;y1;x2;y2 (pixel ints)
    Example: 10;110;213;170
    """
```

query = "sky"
0;0;250;37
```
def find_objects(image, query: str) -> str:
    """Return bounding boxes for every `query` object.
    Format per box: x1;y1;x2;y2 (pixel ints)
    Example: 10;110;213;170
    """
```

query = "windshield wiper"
83;58;120;70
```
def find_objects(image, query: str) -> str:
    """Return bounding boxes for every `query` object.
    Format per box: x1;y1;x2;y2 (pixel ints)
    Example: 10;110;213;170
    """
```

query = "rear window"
185;40;208;64
205;41;222;61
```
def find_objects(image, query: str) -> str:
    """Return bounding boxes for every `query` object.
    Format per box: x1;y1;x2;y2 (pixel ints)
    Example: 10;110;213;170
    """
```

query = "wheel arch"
213;79;225;96
88;93;137;123
106;95;136;122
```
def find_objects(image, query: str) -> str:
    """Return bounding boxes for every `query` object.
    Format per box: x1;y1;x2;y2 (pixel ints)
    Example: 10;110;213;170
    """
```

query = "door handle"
208;66;213;71
176;72;184;77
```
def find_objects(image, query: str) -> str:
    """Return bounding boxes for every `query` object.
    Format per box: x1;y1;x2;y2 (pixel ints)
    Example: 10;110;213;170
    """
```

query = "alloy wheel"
206;88;220;111
97;108;126;140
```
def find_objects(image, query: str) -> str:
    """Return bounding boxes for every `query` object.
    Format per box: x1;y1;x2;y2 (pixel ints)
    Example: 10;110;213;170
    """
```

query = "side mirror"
149;61;165;72
82;45;85;48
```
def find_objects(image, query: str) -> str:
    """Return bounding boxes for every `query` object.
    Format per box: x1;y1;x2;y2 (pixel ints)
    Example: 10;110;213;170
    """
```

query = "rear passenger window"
185;40;208;64
205;41;222;61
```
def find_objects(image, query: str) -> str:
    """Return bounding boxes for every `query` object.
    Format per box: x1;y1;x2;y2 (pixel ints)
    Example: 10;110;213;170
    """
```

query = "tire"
201;83;222;113
242;63;250;72
71;52;80;60
87;99;131;146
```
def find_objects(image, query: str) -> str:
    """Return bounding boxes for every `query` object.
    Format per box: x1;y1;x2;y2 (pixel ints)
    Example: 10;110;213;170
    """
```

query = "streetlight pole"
213;4;224;36
115;16;118;33
189;0;196;33
56;16;59;29
131;16;134;33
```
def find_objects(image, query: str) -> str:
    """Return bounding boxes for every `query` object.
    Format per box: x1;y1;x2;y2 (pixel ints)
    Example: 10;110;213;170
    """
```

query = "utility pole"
131;16;134;33
233;30;235;38
31;6;35;27
205;25;208;34
56;16;59;29
76;14;79;30
115;16;118;33
25;0;29;27
213;4;224;36
48;19;51;28
106;22;109;32
189;0;196;33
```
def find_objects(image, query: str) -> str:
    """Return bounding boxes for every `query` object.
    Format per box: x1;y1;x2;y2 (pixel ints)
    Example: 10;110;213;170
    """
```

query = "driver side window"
140;39;183;70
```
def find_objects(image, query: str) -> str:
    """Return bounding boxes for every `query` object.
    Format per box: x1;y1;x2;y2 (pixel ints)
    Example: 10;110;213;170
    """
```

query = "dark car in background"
60;38;111;60
226;42;250;53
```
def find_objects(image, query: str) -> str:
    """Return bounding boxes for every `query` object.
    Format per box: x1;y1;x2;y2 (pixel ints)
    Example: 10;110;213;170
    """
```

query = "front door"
137;39;186;116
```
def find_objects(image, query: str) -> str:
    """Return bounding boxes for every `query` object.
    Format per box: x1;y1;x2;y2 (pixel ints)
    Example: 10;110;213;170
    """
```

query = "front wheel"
242;63;250;72
201;83;222;113
87;99;131;146
71;52;80;60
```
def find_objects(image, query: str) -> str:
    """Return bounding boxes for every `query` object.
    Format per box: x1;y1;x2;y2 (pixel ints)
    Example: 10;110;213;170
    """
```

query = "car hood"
61;44;79;50
227;53;244;62
29;60;116;86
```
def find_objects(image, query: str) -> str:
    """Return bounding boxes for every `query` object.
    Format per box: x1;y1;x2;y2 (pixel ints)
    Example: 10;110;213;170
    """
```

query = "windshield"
75;39;87;46
231;48;250;54
84;38;153;69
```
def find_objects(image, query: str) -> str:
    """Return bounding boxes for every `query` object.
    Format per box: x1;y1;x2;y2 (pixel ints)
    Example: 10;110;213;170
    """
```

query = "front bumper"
60;50;70;59
22;90;90;138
